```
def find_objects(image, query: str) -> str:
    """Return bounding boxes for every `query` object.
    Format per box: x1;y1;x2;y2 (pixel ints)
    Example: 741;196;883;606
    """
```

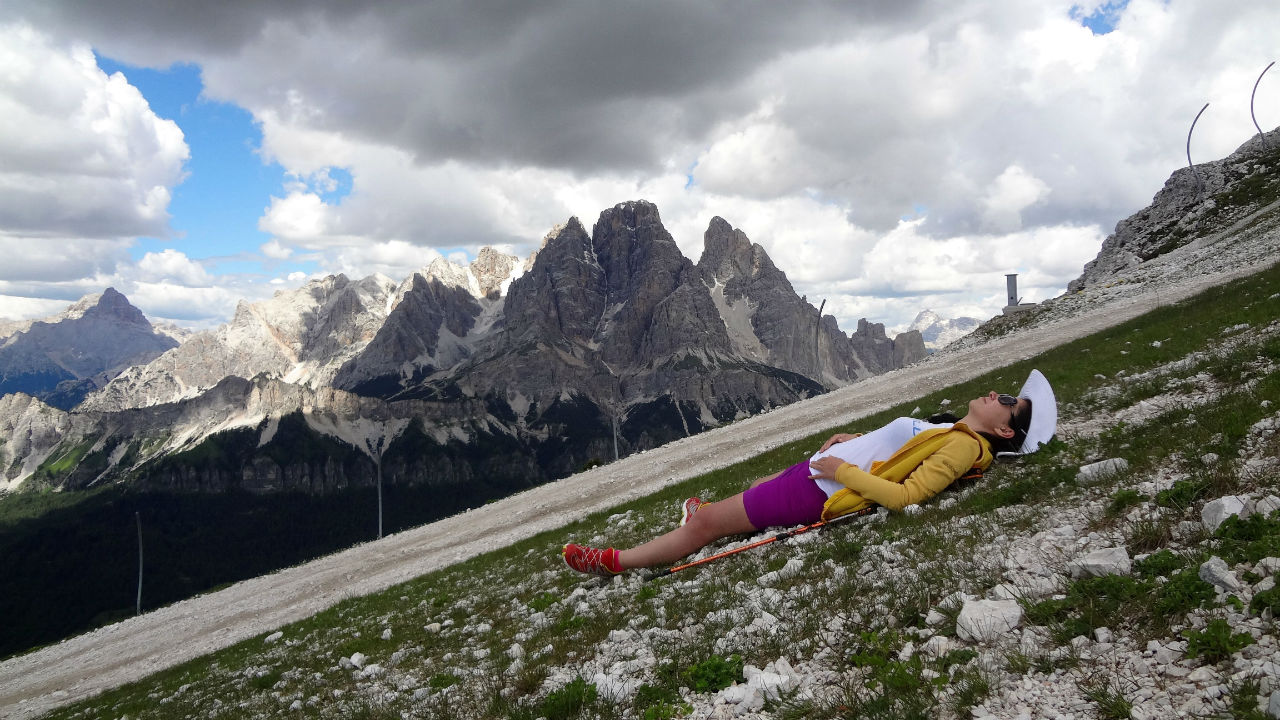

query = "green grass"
27;258;1280;719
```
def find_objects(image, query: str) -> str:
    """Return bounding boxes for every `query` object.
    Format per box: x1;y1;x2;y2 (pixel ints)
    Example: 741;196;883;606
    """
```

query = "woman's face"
969;391;1028;434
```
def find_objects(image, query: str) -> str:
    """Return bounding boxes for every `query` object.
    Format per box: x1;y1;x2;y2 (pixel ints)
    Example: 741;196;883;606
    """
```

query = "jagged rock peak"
471;247;522;299
73;287;150;326
592;200;667;241
408;249;524;301
697;216;781;286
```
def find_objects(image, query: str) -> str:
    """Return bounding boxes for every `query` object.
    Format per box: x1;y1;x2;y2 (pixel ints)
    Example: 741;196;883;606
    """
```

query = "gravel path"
2;229;1276;720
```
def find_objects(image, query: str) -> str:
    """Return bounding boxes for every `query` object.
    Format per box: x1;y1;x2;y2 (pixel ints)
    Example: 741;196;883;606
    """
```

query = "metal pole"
1187;103;1209;193
135;512;143;616
1253;62;1275;151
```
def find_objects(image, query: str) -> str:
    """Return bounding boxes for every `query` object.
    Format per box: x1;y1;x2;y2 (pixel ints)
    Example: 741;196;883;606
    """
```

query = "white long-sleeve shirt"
809;417;953;497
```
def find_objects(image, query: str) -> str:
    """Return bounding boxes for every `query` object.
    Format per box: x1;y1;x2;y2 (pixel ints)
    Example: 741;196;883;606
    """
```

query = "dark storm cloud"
10;0;937;173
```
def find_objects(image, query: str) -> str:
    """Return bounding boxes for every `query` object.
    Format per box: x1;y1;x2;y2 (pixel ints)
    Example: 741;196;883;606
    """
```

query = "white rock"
1202;496;1248;533
380;628;391;641
1187;667;1216;683
425;623;441;633
1070;546;1132;578
777;558;804;580
922;635;952;657
1201;453;1220;465
1258;558;1280;576
264;631;283;645
925;609;947;626
1199;556;1242;591
1256;495;1280;517
1094;627;1113;644
507;643;525;659
1076;458;1129;484
903;504;923;515
956;599;1023;643
1268;690;1280;719
592;672;638;702
720;683;764;715
744;667;792;699
349;652;367;670
989;584;1021;600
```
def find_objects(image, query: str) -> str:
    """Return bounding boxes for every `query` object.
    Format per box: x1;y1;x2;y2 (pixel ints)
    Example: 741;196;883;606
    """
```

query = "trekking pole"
642;506;877;582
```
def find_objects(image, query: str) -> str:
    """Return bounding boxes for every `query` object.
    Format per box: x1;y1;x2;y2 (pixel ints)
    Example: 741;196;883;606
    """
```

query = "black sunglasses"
998;394;1027;438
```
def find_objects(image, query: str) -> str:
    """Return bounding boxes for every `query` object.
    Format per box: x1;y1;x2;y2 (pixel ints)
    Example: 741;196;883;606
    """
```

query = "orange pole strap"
643;507;875;582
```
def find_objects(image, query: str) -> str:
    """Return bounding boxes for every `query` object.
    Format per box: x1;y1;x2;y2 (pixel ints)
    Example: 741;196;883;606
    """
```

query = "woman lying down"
563;369;1057;576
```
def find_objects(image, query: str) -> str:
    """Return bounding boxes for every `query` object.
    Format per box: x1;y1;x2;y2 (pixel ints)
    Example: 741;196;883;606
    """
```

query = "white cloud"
260;239;293;260
981;165;1051;233
260;191;329;240
135;249;213;285
6;0;1280;333
0;23;187;240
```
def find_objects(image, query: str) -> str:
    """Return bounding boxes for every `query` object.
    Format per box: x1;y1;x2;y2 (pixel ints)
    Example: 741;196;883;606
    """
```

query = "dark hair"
928;400;1034;455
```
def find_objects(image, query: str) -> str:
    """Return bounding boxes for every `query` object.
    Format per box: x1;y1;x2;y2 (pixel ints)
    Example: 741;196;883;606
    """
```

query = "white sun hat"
1016;369;1057;454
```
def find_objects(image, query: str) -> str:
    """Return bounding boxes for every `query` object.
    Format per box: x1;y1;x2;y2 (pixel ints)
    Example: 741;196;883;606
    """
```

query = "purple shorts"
741;461;828;529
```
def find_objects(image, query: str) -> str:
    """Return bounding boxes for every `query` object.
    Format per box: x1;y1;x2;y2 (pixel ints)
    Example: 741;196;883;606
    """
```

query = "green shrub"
1214;514;1280;564
1155;479;1209;510
1083;679;1133;720
540;677;598;720
1107;489;1145;516
683;654;743;693
429;673;461;690
1152;569;1215;617
1184;618;1254;662
1134;549;1187;578
1249;587;1280;617
528;592;558;612
1226;679;1270;720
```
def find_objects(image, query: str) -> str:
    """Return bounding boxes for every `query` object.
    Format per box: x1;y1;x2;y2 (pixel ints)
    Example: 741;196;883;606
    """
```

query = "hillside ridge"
3;231;1276;718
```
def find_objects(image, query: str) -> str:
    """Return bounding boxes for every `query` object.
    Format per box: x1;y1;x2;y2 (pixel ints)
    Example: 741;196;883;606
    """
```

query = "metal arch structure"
1187;102;1210;193
1253;61;1275;151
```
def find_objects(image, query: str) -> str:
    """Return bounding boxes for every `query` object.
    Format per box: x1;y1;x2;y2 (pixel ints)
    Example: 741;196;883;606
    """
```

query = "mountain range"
907;310;980;352
0;201;927;496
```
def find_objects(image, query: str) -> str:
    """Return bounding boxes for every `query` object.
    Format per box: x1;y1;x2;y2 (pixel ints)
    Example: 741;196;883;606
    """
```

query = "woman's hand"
818;432;861;452
809;456;846;481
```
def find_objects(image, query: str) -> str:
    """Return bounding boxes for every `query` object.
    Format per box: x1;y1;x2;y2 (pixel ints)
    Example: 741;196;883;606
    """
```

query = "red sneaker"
679;497;706;527
562;543;623;576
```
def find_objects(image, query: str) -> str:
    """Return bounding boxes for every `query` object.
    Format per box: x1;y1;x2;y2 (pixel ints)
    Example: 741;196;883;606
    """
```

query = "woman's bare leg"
617;493;758;570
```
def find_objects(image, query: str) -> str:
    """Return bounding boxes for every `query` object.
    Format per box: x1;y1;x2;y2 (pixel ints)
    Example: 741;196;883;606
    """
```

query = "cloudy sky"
0;0;1277;333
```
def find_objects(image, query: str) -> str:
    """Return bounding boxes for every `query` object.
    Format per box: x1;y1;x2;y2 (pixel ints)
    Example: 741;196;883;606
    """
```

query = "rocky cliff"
1070;126;1280;291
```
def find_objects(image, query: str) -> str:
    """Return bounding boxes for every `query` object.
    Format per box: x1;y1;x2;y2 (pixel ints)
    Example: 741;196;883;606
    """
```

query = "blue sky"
95;57;322;281
1072;1;1130;35
1;0;1276;332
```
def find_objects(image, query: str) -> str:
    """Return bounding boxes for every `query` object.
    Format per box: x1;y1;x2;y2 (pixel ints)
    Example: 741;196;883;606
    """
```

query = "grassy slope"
37;261;1280;719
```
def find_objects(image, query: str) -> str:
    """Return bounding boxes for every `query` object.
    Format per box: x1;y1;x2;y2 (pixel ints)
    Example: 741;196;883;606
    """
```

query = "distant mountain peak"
0;288;178;409
909;309;980;351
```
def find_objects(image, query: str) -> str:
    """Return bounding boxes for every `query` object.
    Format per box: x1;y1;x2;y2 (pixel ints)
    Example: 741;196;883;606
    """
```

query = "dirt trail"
0;256;1268;720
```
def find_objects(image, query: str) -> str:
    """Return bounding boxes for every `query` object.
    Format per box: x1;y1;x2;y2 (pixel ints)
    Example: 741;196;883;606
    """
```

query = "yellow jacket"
820;422;993;519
